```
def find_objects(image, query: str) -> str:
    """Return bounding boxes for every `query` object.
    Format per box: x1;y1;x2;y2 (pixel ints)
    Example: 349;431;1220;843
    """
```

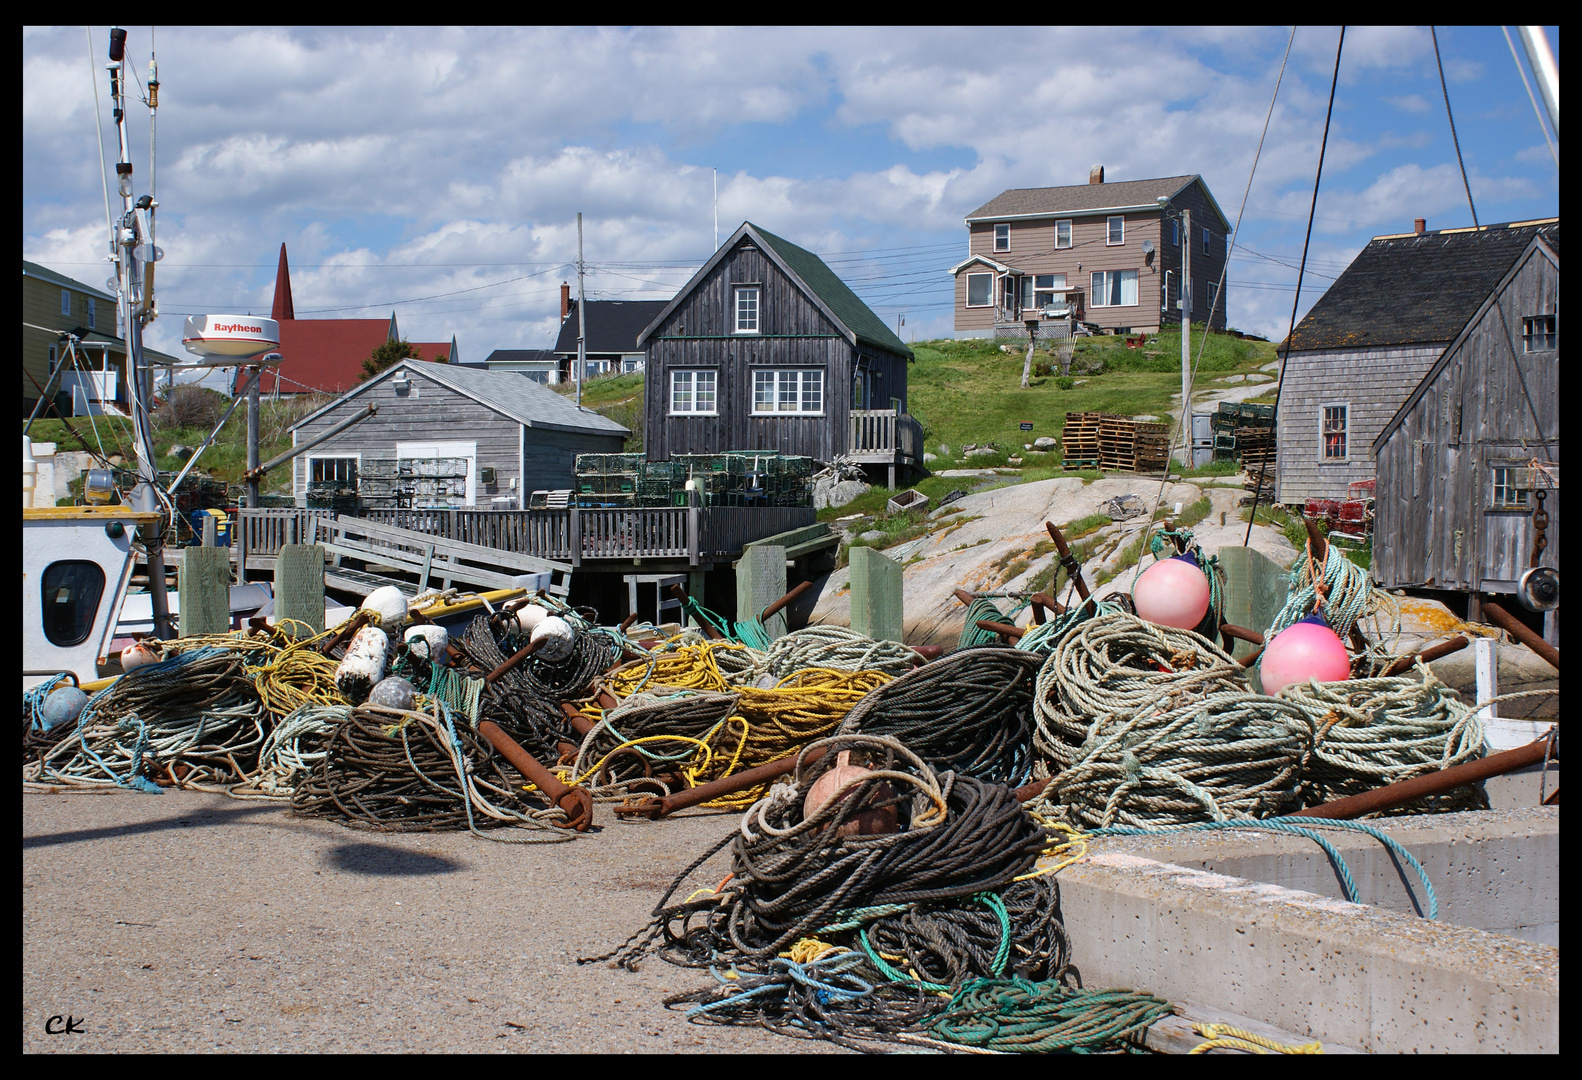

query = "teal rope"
24;674;74;731
957;595;1031;650
678;593;772;650
1015;599;1127;653
1091;815;1438;919
1266;543;1371;642
927;976;1172;1053
852;892;1013;993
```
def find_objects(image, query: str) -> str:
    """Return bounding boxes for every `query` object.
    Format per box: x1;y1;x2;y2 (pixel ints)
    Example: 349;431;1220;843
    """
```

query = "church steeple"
271;243;295;322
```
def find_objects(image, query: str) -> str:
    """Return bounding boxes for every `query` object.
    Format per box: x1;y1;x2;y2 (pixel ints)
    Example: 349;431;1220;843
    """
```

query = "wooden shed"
1277;219;1558;504
1371;226;1558;640
637;221;921;486
288;359;628;506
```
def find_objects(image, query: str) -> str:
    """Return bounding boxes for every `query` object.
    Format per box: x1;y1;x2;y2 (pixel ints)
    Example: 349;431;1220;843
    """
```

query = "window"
87;297;96;330
1202;227;1212;256
1020;274;1068;310
965;273;993;307
1491;466;1530;509
993;224;1010;252
1054;220;1072;249
61;289;71;317
1523;315;1557;352
309;457;359;484
734;286;760;334
752;369;823;414
622;357;643;373
1090;270;1138;307
669;369;717;414
41;560;106;648
1321;405;1348;460
1206;282;1219;316
1107;216;1124;245
520;370;550;384
1171;220;1179;247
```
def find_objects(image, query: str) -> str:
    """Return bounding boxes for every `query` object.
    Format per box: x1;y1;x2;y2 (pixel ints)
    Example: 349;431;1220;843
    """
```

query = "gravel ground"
22;787;841;1054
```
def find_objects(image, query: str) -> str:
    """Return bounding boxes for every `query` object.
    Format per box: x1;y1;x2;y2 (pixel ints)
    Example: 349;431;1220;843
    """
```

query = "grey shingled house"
288;358;629;506
1277;218;1559;506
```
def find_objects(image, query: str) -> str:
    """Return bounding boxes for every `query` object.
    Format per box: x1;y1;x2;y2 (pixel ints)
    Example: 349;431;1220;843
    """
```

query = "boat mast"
107;26;173;640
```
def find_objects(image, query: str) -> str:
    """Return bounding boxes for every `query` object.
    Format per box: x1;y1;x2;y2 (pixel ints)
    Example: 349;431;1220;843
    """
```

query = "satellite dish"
1518;566;1559;612
180;314;281;367
1141;240;1155;254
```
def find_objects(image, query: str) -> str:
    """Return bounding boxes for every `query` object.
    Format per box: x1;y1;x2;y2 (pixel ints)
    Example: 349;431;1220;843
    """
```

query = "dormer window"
734;286;760;334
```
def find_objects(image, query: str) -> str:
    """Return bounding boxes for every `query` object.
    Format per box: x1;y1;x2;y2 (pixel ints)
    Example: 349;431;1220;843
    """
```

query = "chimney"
1089;165;1105;185
560;282;571;319
1414;218;1426;235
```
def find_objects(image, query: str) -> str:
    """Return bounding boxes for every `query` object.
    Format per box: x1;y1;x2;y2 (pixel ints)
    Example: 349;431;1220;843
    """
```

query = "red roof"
241;317;394;395
410;342;452;363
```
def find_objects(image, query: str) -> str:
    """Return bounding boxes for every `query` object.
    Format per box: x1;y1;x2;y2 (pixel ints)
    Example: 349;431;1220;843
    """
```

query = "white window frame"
993;223;1010;252
1020;273;1068;310
1090;269;1138;308
1522;314;1556;352
1202;227;1212;256
1106;216;1125;246
1206;281;1219;317
734;286;761;335
669;369;717;415
397;440;478;506
306;454;361;486
61;289;71;317
965;272;993;308
752;369;824;416
1054;220;1072;249
1320;403;1349;462
1490;465;1531;510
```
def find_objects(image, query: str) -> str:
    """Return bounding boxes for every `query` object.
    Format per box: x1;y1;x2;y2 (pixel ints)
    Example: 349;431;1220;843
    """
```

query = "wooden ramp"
315;513;572;599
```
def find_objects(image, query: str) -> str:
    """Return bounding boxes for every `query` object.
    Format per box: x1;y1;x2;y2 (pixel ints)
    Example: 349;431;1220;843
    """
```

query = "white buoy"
335;626;390;703
121;640;161;671
360;585;409;634
404;624;449;664
511;603;550;636
529;615;576;663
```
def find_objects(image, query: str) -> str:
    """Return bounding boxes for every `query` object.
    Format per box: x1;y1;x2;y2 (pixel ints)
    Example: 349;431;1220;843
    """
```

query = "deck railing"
235;503;814;573
850;409;924;462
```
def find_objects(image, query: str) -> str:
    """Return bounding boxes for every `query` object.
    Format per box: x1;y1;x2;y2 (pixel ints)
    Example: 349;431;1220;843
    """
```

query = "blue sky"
22;26;1558;382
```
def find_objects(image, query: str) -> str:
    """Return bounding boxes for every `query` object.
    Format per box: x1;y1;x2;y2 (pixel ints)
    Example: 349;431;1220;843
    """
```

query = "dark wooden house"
637;221;921;485
1372;225;1558;641
1277;218;1558;504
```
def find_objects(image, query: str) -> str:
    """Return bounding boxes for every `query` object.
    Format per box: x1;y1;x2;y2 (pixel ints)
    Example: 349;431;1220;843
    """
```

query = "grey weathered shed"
288;359;628;505
1276;219;1558;504
1371;229;1558;613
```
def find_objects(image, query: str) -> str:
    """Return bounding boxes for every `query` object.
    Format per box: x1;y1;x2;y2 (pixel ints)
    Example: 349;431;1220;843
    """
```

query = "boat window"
41;560;106;648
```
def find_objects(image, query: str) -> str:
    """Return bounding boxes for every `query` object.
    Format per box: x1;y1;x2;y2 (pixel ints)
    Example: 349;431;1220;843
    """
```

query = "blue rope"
687;953;877;1019
1091;815;1437;919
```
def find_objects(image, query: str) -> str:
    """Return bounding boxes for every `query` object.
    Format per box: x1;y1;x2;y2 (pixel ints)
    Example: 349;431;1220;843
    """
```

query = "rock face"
807;477;1298;646
814;477;870;510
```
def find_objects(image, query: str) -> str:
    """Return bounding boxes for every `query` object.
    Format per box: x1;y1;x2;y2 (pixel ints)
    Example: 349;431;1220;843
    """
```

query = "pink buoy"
120;640;161;672
1133;553;1211;630
1260;614;1351;695
803;751;898;837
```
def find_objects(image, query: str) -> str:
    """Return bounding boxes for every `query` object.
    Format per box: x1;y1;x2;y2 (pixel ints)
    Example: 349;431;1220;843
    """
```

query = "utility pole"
1516;26;1559;134
1181;207;1193;468
576;212;587;409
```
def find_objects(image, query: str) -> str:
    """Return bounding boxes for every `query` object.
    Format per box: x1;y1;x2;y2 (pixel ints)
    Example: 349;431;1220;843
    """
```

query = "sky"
22;25;1560;389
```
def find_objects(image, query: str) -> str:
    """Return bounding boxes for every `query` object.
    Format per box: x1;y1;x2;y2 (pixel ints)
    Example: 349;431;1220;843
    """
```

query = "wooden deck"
234;504;817;579
848;409;924;486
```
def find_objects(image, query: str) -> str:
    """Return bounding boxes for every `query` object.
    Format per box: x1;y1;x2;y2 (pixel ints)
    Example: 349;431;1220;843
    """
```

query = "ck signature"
45;1015;85;1034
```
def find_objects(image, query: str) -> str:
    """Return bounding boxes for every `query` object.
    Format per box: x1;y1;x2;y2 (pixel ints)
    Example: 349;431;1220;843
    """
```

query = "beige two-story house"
951;168;1231;339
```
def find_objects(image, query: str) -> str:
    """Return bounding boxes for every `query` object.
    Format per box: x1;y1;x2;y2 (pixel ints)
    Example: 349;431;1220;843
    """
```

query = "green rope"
926;976;1172;1053
678;594;772;650
852;892;1013;993
957;594;1031;650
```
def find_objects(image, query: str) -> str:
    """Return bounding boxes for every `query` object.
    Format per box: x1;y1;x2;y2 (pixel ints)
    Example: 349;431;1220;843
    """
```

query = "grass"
550;371;646;451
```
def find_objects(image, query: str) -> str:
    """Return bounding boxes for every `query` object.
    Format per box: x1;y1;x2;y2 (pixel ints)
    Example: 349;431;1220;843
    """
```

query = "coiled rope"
761;624;918;680
925;977;1172;1054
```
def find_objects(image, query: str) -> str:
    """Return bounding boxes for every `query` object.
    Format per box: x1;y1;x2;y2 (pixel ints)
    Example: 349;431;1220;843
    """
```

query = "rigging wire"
87;28;116;300
1243;26;1346;546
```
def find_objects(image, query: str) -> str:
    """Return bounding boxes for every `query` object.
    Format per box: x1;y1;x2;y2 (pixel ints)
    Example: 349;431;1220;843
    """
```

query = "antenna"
713;168;719;251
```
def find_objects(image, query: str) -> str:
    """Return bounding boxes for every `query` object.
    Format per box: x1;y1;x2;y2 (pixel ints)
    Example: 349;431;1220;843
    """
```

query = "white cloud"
1384;94;1431;114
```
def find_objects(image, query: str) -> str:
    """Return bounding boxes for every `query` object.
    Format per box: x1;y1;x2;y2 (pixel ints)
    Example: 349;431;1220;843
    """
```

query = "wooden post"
1216;546;1290;664
687;570;707;630
737;543;788;639
179;545;231;637
276;543;327;637
849;545;904;643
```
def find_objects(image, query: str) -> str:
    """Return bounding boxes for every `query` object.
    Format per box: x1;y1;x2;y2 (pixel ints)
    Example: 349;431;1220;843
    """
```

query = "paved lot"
23;787;832;1053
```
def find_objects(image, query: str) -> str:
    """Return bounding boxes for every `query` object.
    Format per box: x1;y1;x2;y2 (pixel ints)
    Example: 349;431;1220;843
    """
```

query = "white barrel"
404;624;449;663
511;603;550;636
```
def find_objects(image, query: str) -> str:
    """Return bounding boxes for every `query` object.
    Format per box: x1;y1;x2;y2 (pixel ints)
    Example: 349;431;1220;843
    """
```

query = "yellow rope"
1015;820;1091;881
1188;1023;1323;1054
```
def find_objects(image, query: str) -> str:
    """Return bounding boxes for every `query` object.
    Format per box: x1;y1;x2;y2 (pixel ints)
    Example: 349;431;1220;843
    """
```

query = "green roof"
749;224;913;359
